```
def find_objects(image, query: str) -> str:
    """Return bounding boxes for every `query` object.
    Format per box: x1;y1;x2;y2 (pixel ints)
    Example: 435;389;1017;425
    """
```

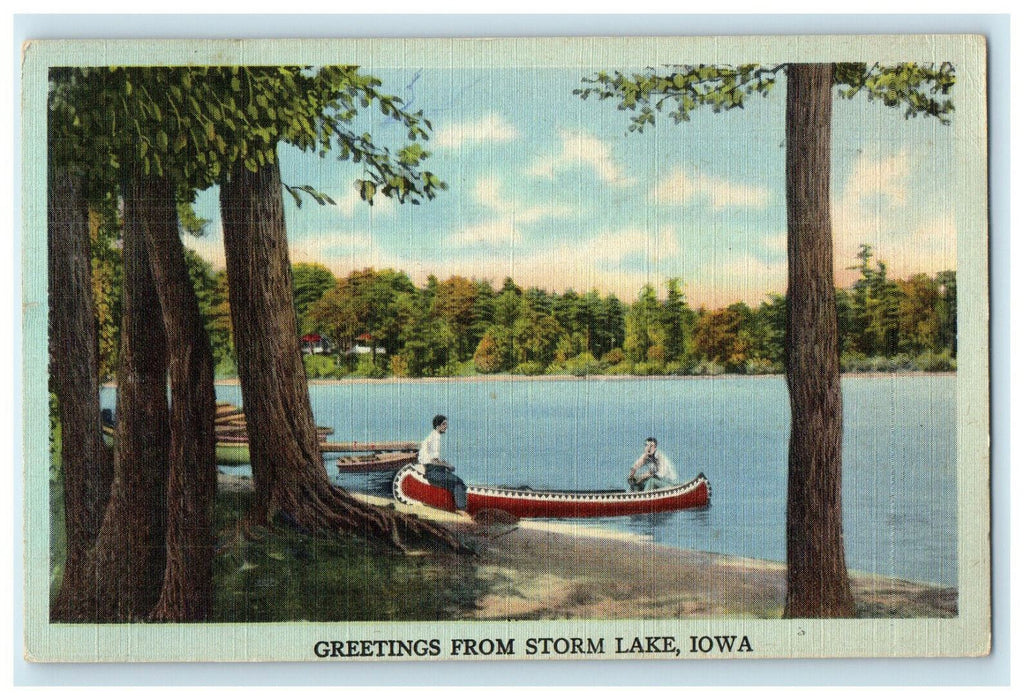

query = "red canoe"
391;464;711;519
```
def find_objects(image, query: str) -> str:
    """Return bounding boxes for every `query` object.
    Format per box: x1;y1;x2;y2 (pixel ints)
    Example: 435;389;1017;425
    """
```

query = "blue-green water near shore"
102;374;957;586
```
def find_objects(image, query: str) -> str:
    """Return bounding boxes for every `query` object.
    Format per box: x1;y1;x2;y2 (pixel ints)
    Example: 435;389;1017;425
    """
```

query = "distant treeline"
91;243;956;380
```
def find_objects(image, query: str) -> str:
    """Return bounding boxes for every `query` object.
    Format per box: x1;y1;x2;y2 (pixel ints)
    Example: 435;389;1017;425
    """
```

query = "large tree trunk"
135;175;218;622
783;63;856;618
48;167;114;621
219;155;467;551
83;176;171;622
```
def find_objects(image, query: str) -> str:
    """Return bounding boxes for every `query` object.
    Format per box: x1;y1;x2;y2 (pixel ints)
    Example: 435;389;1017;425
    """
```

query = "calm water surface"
103;374;957;586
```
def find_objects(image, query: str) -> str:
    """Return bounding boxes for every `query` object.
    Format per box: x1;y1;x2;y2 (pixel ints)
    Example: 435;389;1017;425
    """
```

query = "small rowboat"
392;464;711;519
336;452;418;473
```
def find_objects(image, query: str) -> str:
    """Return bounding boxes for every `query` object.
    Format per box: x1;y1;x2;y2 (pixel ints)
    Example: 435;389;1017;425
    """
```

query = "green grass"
49;478;487;622
213;491;485;622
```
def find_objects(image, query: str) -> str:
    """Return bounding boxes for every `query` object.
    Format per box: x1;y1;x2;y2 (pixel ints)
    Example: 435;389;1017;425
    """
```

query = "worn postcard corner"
23;33;990;664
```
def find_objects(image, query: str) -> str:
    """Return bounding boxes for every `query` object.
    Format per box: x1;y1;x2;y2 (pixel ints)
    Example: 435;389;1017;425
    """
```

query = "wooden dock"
321;441;419;454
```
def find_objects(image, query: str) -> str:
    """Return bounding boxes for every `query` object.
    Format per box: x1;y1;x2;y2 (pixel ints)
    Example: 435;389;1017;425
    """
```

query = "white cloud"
330;190;401;220
691;251;788;308
449;219;523;247
473;175;574;225
437;225;683;300
761;231;788;255
238;221;788;307
434;113;518;150
289;230;425;279
527;129;633;187
651;168;770;210
587;226;680;263
842;150;911;207
832;149;955;280
447;175;575;248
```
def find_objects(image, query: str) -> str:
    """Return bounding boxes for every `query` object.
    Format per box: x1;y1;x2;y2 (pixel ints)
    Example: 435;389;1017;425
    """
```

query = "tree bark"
783;63;856;618
82;175;171;622
47;167;114;621
135;175;218;622
219;155;467;551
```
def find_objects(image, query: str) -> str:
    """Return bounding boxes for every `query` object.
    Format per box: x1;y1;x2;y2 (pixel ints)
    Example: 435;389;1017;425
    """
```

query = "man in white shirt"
418;414;467;511
628;437;678;491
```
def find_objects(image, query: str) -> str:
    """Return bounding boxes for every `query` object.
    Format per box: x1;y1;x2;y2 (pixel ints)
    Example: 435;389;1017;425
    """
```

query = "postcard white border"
11;13;1008;685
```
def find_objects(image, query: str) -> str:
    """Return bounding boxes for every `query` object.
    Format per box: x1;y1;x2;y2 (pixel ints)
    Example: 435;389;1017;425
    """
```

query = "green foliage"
48;392;62;482
302;353;343;379
183;250;235;370
624;284;662;364
575;64;782;133
351;355;388;379
935;271;958;356
308;267;417;368
513;307;564;367
398;310;456;378
690;359;726;376
200;247;952;379
48;64;447;214
574;61;954;135
88;202;123;382
835;63;955;123
433;276;481;358
51;481;486;621
913;350;957;373
549;351;605;377
291;262;337;333
473;330;505;374
693;305;753;371
176;200;210;237
513;361;546;376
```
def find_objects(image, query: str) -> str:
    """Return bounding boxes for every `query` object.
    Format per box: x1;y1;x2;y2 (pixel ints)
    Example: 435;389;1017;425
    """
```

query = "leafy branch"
574;61;956;132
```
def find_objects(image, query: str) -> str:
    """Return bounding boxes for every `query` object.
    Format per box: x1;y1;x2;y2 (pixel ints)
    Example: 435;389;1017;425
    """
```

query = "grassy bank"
48;476;957;621
211;490;486;621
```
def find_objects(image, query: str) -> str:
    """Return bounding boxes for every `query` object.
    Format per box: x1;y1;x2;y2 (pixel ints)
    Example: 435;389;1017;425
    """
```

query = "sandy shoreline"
219;473;957;619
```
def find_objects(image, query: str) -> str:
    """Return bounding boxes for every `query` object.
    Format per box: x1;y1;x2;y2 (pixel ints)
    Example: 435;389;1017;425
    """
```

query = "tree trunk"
47;167;114;621
135;175;218;622
83;175;171;622
783;63;856;618
219;155;467;551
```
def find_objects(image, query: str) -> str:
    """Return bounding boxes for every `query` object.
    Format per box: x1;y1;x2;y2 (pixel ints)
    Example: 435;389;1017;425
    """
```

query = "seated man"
628;437;679;491
418;414;468;511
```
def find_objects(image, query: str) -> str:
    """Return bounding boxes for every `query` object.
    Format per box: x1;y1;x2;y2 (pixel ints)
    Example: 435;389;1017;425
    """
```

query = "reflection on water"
590;507;711;542
333;466;397;498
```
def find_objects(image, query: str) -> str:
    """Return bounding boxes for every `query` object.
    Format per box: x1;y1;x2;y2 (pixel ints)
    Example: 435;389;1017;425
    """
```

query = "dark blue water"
101;374;957;586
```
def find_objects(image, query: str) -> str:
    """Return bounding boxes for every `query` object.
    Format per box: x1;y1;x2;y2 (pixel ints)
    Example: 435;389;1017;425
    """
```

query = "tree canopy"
574;62;955;131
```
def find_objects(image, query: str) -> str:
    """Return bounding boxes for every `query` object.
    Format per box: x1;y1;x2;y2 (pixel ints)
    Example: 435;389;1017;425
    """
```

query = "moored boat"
336;452;418;473
101;423;254;466
101;405;412;467
392;464;711;518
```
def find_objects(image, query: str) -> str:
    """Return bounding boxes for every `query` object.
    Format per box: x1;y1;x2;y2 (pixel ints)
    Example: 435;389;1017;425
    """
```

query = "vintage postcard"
22;34;990;663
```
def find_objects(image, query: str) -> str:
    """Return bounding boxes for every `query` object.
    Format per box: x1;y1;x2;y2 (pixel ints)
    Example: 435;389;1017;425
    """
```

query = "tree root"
252;480;475;555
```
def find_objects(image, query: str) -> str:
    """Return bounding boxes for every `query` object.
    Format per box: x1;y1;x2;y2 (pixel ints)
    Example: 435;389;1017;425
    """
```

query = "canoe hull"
392;465;711;518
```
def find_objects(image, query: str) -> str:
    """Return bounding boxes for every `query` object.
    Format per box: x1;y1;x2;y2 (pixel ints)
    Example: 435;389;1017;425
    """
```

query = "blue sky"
186;65;956;307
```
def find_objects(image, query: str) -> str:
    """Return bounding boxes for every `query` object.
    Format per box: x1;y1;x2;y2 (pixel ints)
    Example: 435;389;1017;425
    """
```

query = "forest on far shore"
89;228;956;381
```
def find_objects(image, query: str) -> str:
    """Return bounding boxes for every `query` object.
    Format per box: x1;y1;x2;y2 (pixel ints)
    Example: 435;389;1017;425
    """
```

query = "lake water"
101;374;957;586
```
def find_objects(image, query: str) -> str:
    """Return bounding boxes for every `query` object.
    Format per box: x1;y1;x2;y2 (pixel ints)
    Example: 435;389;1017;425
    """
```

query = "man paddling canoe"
628;437;679;491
